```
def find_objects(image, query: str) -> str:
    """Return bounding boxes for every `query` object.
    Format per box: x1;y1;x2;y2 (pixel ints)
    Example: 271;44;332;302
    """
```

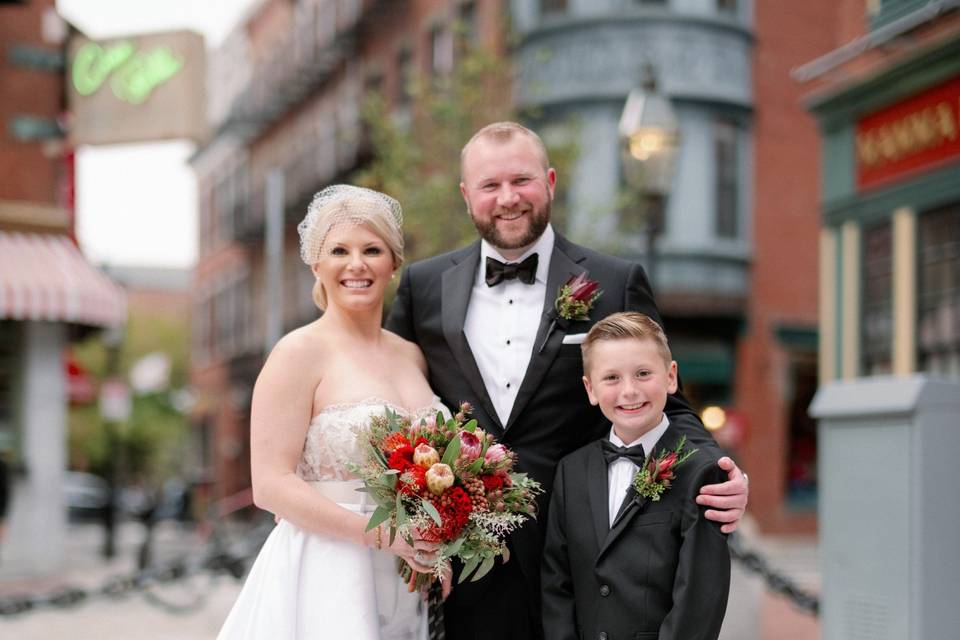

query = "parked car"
63;471;110;523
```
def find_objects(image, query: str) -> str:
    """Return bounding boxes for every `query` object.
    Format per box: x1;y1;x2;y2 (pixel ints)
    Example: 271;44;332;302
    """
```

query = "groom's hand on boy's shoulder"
696;457;748;534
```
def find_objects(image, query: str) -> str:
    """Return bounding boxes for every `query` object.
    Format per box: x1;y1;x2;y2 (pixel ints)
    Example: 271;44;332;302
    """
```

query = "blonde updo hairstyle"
297;185;404;310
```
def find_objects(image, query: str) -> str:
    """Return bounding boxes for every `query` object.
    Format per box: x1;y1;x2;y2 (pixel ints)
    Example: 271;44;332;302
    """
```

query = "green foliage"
353;46;514;266
68;307;190;482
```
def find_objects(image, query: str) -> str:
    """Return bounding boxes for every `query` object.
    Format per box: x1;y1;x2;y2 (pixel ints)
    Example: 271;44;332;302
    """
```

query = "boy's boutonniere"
632;436;697;502
538;273;603;353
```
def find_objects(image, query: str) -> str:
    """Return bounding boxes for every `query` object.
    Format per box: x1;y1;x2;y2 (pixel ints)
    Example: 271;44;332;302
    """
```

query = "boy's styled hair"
581;312;672;373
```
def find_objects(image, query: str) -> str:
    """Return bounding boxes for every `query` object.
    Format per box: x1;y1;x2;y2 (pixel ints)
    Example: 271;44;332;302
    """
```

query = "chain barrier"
0;519;272;618
729;532;820;616
2;523;819;619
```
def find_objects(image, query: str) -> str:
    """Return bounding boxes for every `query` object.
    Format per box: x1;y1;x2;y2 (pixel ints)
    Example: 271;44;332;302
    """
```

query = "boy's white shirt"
607;414;670;527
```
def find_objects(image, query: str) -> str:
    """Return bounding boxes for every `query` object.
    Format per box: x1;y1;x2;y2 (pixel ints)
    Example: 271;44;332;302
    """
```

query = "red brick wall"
0;0;64;205
736;0;842;533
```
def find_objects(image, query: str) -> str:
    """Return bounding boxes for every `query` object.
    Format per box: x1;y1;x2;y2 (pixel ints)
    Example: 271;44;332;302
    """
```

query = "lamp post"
618;63;680;292
98;325;130;559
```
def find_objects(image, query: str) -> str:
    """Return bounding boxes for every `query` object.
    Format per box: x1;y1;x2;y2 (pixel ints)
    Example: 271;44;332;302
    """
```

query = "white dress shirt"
607;415;670;527
463;224;556;425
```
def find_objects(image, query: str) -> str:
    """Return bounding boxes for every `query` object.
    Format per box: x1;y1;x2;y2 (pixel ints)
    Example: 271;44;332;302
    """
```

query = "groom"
387;122;747;640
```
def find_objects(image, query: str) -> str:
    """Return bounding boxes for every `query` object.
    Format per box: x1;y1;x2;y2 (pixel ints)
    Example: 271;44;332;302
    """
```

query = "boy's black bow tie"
485;254;538;286
601;440;646;467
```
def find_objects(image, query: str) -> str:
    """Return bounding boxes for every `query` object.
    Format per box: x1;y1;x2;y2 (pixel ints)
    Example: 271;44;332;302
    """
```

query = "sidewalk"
723;519;821;640
0;519;820;639
0;521;243;640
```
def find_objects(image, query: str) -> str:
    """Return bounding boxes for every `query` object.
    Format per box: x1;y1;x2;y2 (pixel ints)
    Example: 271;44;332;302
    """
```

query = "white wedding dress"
218;396;448;640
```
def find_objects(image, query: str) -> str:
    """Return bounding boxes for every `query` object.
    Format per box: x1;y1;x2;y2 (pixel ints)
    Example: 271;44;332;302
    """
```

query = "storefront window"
918;205;960;377
862;221;893;375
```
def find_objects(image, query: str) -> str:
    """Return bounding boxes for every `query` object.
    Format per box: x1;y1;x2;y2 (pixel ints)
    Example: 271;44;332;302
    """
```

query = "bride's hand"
382;528;439;574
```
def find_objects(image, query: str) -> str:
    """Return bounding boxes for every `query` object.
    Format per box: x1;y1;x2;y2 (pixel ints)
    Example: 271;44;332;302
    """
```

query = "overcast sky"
57;0;258;269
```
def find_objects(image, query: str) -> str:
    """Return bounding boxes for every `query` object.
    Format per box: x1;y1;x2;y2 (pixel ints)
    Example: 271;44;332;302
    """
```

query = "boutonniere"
555;273;602;321
632;436;697;502
537;273;603;353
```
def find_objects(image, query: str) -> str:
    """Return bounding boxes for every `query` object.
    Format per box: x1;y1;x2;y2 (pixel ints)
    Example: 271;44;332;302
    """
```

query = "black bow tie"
601;440;646;467
485;254;538;287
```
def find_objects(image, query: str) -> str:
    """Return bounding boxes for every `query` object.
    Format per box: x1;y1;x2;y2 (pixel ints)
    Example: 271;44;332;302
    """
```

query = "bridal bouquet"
351;402;542;592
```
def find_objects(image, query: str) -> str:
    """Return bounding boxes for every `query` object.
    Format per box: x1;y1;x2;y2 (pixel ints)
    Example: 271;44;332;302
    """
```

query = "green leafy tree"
68;308;190;483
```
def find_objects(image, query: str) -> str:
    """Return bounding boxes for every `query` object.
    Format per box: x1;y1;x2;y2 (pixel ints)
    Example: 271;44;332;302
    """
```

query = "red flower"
554;273;602;322
399;465;427;495
388;445;415;472
566;273;600;302
422;486;473;542
480;473;505;492
653;452;679;480
383;432;411;454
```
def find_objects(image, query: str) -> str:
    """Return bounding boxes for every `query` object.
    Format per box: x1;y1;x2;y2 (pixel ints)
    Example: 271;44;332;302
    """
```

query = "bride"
218;185;444;640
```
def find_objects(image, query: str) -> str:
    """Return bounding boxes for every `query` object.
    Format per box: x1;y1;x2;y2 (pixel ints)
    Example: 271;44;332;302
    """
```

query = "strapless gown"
217;397;449;640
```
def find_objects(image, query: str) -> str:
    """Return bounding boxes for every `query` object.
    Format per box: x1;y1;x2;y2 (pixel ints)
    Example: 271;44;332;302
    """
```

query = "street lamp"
618;63;679;291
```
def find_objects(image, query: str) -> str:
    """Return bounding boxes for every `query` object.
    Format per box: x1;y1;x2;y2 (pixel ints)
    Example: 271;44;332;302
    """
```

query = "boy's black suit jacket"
387;233;719;639
542;427;730;640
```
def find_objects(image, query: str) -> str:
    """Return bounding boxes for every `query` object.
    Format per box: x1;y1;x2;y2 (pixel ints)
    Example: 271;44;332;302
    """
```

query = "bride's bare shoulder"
382;329;427;373
264;323;330;371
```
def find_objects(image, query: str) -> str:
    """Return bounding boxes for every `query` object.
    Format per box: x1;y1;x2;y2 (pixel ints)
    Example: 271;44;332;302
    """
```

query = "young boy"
541;312;731;640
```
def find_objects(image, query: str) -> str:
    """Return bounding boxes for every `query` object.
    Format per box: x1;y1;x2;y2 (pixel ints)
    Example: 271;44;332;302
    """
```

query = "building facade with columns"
799;1;960;384
512;0;755;414
511;0;844;532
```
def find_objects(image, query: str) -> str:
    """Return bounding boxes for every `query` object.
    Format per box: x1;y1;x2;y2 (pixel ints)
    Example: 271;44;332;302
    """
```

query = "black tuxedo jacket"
386;233;718;638
542;428;730;640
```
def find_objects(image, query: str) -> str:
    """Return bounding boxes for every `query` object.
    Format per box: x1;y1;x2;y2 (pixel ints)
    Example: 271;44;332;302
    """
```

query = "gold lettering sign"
856;102;958;169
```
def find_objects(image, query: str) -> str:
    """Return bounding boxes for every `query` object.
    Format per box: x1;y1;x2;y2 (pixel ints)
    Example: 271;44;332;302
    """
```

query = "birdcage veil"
297;184;404;266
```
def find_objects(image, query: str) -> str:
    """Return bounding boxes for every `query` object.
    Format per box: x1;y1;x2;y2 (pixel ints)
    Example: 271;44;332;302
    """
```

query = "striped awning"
0;231;126;327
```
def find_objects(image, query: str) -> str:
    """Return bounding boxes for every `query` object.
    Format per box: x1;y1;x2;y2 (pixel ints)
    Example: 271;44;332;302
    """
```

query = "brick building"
191;0;502;497
731;1;841;534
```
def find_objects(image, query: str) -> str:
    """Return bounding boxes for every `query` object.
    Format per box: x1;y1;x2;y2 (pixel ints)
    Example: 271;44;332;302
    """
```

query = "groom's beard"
469;197;551;252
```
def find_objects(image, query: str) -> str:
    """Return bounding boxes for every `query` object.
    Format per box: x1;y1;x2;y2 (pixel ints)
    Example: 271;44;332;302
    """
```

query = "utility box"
810;375;960;640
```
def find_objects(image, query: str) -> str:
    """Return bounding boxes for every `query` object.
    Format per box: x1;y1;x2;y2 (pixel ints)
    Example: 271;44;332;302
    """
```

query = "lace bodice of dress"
296;396;449;482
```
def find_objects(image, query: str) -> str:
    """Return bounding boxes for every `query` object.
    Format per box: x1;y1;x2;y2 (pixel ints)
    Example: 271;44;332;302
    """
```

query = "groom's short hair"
460;122;550;175
581;312;672;373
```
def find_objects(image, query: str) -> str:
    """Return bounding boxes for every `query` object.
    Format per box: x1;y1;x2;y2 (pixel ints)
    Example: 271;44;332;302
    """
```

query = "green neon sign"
72;41;184;105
